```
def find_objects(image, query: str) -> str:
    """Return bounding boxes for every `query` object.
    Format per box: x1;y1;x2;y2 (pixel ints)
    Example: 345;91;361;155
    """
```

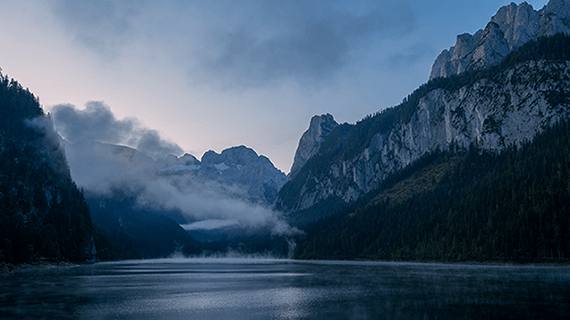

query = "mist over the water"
51;102;298;235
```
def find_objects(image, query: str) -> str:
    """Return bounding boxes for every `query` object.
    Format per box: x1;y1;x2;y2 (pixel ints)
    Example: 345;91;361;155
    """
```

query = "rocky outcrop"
492;2;539;50
289;114;338;179
430;0;570;80
279;60;570;213
429;31;483;79
468;22;511;71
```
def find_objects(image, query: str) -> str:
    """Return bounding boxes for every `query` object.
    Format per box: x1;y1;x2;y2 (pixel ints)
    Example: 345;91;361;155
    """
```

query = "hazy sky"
0;0;549;172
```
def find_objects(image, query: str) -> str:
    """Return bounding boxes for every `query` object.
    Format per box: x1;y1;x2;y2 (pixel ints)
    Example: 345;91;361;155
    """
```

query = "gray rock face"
430;0;570;80
158;145;287;204
194;146;288;204
289;114;339;179
468;22;511;71
281;61;570;212
540;0;570;36
492;2;538;50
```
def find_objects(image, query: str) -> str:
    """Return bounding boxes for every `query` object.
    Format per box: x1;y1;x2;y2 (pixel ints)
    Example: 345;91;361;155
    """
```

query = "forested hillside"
297;120;570;263
86;192;202;260
0;73;95;265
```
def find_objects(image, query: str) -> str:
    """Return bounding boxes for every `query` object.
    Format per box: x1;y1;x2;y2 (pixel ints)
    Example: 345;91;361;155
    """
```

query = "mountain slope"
0;73;96;264
86;191;201;260
276;33;570;223
297;120;570;263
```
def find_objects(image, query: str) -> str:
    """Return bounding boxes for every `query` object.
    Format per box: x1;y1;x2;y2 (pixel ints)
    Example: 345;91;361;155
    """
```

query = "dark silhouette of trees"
0;73;95;264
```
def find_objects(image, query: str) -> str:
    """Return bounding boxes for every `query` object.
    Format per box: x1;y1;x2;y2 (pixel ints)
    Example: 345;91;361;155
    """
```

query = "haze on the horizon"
0;0;549;172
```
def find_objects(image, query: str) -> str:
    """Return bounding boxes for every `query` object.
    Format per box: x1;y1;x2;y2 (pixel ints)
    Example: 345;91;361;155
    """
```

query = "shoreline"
0;261;79;274
3;257;569;273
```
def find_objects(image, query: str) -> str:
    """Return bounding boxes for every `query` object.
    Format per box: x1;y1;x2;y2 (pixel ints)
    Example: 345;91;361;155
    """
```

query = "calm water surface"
1;258;569;319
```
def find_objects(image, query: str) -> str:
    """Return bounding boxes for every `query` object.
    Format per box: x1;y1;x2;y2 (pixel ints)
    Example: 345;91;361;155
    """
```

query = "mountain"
430;0;570;79
289;114;339;179
162;145;288;204
0;73;96;265
276;1;570;227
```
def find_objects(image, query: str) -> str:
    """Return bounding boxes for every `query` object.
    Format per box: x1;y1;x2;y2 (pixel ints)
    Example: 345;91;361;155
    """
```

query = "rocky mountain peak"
491;1;538;50
179;153;200;165
429;31;482;79
540;0;570;35
193;145;287;204
430;0;570;80
201;150;223;165
468;22;511;71
201;145;270;167
544;0;570;18
289;113;339;179
219;145;260;166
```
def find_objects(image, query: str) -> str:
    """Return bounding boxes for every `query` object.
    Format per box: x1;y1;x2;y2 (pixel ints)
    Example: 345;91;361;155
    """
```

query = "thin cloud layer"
51;0;145;57
50;0;417;87
51;101;182;160
201;2;416;86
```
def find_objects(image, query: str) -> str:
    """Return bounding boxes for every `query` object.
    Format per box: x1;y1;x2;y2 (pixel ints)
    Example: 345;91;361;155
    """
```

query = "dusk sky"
0;0;549;172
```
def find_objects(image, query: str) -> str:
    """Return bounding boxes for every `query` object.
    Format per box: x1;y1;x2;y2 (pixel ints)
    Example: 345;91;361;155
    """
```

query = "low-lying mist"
51;101;299;237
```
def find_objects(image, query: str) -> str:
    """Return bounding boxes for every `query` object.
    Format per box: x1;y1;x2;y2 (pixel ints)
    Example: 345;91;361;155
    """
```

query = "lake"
1;258;569;319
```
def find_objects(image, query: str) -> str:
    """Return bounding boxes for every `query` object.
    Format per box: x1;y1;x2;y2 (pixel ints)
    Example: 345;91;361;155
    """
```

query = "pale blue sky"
0;0;550;172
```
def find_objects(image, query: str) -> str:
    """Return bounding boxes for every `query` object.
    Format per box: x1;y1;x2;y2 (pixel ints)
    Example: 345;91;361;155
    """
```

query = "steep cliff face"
277;58;570;213
430;0;570;80
289;114;338;179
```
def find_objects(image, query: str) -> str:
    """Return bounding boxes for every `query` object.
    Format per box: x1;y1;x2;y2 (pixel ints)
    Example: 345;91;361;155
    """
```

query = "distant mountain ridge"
67;143;287;205
276;0;570;224
430;0;570;79
63;142;288;259
159;146;288;205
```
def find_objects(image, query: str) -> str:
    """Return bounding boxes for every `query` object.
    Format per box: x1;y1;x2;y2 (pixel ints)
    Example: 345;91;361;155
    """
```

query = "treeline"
0;74;95;264
297;120;570;263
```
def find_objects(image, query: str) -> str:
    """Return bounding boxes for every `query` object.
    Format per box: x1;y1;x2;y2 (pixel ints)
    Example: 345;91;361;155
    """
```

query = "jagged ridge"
430;0;570;79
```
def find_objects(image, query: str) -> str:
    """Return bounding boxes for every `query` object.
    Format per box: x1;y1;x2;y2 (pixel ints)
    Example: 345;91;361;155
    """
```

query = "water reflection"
1;259;569;319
